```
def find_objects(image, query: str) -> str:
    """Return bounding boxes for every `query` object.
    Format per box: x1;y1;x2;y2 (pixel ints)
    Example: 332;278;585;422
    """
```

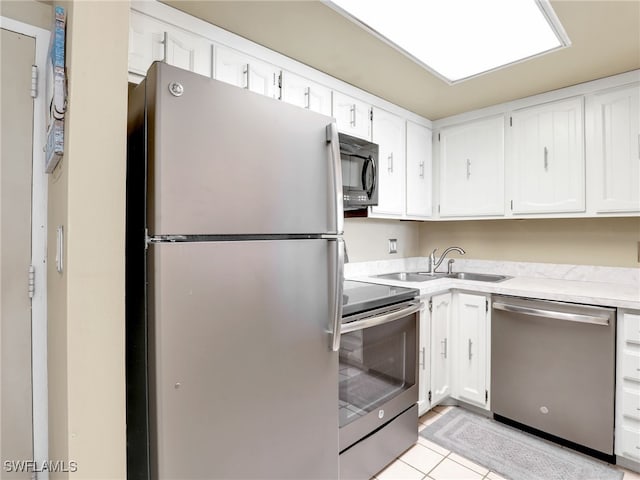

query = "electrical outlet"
388;238;397;254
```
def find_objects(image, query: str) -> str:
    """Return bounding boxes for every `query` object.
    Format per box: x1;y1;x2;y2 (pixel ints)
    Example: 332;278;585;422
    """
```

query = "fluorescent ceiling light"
327;0;571;84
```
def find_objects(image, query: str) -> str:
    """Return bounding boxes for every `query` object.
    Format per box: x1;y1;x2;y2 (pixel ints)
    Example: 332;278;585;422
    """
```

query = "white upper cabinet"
586;84;640;213
452;293;489;409
370;108;406;217
281;71;332;116
510;97;585;214
332;91;371;140
129;11;212;78
438;115;504;217
214;45;280;99
406;122;433;219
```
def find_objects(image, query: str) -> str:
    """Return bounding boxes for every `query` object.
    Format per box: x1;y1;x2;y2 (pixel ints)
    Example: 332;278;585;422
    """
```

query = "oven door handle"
341;301;423;334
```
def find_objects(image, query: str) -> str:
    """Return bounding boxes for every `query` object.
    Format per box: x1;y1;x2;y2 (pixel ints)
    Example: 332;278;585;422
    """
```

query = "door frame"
0;15;50;477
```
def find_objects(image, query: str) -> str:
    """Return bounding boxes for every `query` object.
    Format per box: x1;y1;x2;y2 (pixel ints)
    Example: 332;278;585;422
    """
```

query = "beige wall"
344;218;421;262
419;217;640;268
46;1;129;478
0;0;52;30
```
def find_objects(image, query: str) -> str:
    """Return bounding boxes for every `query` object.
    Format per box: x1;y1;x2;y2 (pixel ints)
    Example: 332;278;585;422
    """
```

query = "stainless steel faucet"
427;246;466;273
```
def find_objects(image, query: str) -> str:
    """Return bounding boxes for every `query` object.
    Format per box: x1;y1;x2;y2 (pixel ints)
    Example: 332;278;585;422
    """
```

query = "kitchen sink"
372;272;449;282
372;271;509;283
447;272;509;282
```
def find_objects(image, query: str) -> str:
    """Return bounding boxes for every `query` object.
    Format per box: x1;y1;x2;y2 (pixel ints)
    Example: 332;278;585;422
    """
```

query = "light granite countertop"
345;258;640;310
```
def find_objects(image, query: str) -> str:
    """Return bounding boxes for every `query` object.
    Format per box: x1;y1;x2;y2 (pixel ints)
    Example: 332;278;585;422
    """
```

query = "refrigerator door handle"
330;238;344;352
326;123;344;235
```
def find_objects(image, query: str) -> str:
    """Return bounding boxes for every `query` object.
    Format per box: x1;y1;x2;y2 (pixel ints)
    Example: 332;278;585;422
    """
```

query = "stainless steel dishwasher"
491;295;616;458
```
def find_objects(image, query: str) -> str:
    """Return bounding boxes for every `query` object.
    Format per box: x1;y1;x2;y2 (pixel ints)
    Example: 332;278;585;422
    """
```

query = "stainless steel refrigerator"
126;62;344;480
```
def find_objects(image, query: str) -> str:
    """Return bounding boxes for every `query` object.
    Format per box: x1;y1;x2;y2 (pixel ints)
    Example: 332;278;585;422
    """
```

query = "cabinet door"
511;97;585;214
430;293;452;406
406;121;433;218
439;116;504;217
417;301;431;416
214;46;280;98
332;91;371;140
281;71;332;116
587;84;640;213
453;293;488;408
129;11;212;78
370;108;406;217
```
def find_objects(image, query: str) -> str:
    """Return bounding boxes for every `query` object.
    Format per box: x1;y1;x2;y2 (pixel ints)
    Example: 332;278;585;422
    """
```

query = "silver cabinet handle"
341;301;422;334
492;302;611;326
330;239;344;351
326;123;343;234
468;339;473;360
419;161;425;178
544;146;549;171
637;133;639;160
466;158;471;179
388;153;394;173
441;338;448;359
350;104;356;127
420;346;426;369
243;64;250;90
304;87;311;109
162;32;169;63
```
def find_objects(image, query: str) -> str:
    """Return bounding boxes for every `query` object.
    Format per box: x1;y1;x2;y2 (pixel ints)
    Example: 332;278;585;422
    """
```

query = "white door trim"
1;16;50;478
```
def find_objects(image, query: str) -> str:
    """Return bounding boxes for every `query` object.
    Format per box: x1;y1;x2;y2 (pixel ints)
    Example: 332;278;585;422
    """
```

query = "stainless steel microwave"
339;133;379;210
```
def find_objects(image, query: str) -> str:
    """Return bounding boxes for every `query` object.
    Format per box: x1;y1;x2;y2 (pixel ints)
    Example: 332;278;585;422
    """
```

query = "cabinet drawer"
622;389;640;422
622;350;640;383
618;425;640;461
625;313;640;344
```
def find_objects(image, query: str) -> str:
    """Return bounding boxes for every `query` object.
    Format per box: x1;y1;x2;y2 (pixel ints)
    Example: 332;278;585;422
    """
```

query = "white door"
511;97;585;214
1;27;34;475
332;91;371;140
214;45;279;98
587;84;640;213
371;108;405;217
439;115;504;217
453;293;488;408
406;121;432;218
430;293;452;406
281;71;332;116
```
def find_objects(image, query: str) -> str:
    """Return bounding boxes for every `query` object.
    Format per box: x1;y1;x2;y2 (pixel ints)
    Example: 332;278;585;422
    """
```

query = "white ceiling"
163;0;640;120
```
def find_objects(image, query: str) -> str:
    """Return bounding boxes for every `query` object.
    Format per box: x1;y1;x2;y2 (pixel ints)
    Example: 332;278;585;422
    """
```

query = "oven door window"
339;316;415;428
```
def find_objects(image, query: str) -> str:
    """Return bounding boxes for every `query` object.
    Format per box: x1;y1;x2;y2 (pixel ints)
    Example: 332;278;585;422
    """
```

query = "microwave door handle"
366;155;376;199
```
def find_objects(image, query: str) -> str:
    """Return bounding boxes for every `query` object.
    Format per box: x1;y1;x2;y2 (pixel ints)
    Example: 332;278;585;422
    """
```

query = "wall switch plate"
388;238;397;254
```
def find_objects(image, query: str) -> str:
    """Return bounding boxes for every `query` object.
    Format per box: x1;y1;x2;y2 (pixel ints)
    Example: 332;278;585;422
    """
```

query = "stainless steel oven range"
339;281;421;480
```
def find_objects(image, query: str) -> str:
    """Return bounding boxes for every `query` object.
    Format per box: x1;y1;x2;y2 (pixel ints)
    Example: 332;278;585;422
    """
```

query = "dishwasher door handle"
492;302;611;326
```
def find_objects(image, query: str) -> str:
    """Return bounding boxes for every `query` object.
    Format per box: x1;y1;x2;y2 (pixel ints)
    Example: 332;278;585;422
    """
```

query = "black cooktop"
342;280;419;318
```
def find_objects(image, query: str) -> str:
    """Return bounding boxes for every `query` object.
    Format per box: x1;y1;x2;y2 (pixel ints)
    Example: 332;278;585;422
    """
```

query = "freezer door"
148;240;339;479
145;62;342;236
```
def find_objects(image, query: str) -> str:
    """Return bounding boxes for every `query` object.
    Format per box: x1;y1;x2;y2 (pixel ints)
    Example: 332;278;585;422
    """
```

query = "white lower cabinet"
429;293;453;409
451;292;490;409
616;310;640;465
418;291;490;416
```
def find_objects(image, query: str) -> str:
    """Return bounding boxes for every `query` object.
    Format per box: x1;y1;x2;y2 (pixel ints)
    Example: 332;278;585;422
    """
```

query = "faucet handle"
429;248;438;259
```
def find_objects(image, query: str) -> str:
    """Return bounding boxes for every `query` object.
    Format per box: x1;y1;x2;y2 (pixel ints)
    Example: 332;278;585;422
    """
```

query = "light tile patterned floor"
372;406;640;480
